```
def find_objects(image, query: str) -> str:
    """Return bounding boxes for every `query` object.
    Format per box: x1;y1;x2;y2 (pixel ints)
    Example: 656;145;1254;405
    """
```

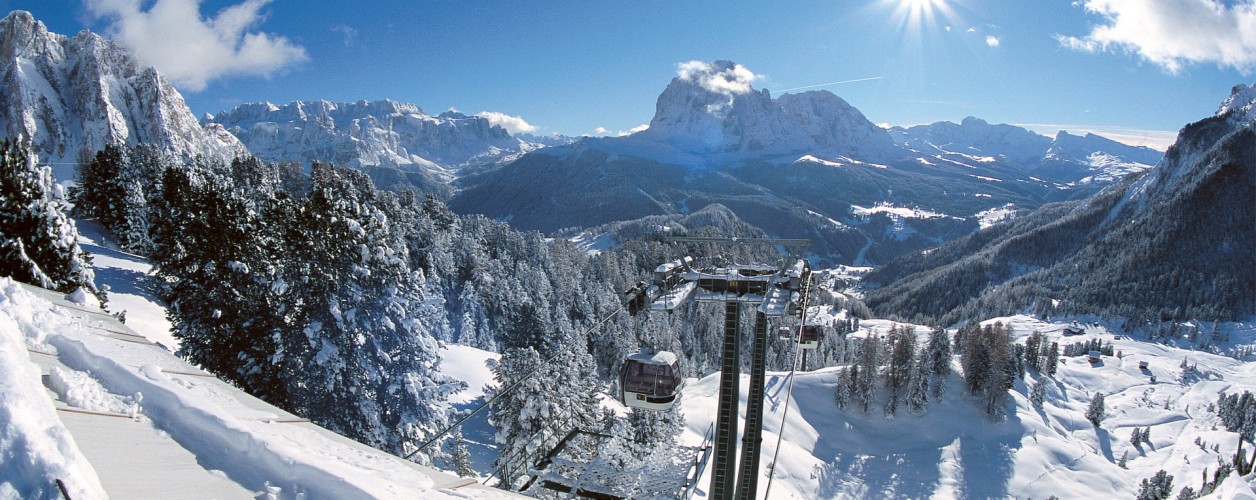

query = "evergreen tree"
834;366;852;410
0;140;100;300
926;327;951;400
1136;470;1173;500
1086;392;1107;426
905;350;930;413
885;325;916;416
855;335;880;414
1030;378;1047;409
448;430;476;478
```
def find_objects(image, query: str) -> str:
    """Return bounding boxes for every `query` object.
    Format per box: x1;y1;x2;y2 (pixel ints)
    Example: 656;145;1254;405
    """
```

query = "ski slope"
677;315;1256;499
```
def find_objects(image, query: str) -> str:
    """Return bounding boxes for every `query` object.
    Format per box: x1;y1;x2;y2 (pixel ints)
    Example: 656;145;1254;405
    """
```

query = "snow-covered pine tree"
885;325;916;416
1030;377;1047;408
834;366;852;410
926;327;951;400
276;164;462;456
447;430;476;478
0;140;100;301
71;144;128;231
153;169;289;403
1086;392;1107;426
905;349;930;414
855;334;880;414
1136;470;1173;500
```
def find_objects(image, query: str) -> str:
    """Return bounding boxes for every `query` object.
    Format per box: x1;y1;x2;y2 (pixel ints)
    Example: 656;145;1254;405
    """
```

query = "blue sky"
5;0;1254;149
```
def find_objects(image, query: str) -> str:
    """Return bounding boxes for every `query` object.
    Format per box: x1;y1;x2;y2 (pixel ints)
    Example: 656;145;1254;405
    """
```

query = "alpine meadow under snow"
1;5;1255;500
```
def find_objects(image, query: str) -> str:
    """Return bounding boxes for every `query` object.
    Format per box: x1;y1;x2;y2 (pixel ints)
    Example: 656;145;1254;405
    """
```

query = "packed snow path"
0;279;514;499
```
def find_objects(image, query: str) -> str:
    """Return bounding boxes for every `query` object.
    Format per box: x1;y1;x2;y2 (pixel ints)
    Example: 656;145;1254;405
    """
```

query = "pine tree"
1118;450;1128;468
1131;427;1143;447
906;350;930;413
855;334;880;414
926;327;951;400
0;140;101;301
1136;470;1173;500
448;430;476;478
1086;392;1106;426
1046;342;1060;376
885;325;916;416
1030;378;1047;409
834;366;852;410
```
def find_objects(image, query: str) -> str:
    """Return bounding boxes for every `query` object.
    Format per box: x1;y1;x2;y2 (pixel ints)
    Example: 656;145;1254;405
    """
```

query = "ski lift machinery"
618;256;691;411
620;236;813;500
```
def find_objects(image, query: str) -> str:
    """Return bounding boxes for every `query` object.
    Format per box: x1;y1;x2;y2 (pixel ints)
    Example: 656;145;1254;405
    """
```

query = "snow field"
0;278;515;499
674;312;1256;498
0;282;107;499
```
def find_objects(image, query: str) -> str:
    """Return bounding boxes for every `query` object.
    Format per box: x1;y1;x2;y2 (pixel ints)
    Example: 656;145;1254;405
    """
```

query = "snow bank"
0;278;107;499
0;278;510;499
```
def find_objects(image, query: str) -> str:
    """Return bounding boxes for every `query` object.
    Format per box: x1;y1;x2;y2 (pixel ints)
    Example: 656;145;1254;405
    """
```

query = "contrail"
775;76;884;93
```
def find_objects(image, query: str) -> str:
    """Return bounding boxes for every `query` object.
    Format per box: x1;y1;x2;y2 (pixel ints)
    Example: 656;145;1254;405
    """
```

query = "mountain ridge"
0;10;244;181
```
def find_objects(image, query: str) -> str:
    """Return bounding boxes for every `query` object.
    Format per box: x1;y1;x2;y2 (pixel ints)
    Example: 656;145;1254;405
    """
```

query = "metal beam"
710;301;741;500
737;312;770;499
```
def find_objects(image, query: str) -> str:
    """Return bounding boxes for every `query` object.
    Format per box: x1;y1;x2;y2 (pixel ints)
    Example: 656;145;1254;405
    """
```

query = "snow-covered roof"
627;349;679;366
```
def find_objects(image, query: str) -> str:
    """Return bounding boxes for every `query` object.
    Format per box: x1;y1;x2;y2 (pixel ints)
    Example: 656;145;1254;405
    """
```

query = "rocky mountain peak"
0;10;245;180
1217;82;1256;125
631;60;894;162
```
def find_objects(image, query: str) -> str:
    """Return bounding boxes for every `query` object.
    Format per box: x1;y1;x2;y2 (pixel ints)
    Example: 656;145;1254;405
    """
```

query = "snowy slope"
0;277;514;499
677;315;1256;499
0;11;245;182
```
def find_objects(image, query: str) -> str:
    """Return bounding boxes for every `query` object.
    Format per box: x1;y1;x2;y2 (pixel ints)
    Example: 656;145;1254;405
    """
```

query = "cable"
763;271;812;498
405;295;631;459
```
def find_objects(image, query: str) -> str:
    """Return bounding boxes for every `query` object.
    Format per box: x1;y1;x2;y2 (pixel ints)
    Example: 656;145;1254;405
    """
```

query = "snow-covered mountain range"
866;83;1256;324
203;100;552;180
890;117;1163;185
0;11;244;181
452;60;1169;265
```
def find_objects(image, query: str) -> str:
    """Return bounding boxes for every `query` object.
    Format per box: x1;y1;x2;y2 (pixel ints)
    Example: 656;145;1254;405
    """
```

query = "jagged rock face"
205;99;542;175
0;11;245;181
630;60;896;163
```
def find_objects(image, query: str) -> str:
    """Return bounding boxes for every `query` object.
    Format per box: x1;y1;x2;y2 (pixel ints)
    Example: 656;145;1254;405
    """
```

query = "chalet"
1139;360;1149;369
1088;351;1102;363
1064;322;1086;335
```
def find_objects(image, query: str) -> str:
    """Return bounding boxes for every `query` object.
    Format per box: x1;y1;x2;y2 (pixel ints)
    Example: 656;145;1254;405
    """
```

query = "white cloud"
593;127;610;135
676;60;759;95
1057;0;1256;73
86;0;308;91
331;25;357;47
986;35;1001;47
478;111;538;134
616;124;649;137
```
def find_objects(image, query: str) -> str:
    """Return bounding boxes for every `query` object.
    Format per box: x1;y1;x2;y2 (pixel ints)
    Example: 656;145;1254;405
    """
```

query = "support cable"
763;271;812;498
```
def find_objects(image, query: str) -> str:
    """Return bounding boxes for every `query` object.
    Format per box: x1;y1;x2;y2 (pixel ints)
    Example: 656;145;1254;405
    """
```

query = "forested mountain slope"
865;84;1256;325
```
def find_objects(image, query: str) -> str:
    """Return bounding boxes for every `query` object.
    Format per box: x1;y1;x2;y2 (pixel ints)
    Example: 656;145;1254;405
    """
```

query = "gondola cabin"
620;349;683;411
778;326;792;341
798;324;822;350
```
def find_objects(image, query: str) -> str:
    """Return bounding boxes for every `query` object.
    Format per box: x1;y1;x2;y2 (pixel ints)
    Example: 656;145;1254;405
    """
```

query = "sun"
888;0;958;38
